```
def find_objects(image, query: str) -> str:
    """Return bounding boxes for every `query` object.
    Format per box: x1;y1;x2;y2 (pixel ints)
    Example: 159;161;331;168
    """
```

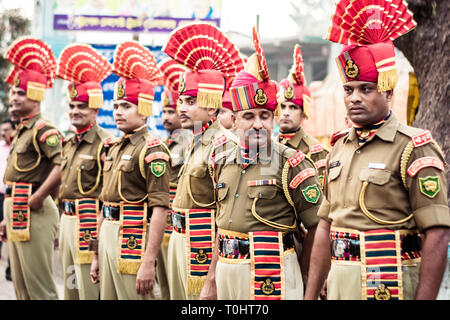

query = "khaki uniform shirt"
172;120;234;210
164;129;192;185
5;113;62;185
318;113;450;232
99;125;170;209
215;140;322;233
59;124;112;200
279;127;329;183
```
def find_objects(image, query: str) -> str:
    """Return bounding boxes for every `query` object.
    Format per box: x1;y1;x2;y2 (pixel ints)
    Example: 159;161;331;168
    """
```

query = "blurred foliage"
0;8;30;120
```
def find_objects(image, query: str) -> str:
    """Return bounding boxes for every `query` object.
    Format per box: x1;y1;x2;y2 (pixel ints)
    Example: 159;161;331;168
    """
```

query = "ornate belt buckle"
172;213;183;229
332;238;351;258
223;238;240;256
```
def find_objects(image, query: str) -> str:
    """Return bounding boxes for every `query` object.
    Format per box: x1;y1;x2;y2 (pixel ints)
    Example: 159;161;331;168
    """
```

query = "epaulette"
103;136;117;147
411;130;433;148
287;150;305;167
35;119;47;130
309;144;324;154
146;137;162;149
330;128;351;146
213;133;229;148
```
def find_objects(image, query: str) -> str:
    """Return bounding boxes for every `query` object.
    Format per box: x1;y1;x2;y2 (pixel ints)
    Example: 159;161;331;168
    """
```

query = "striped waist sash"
117;202;148;275
330;227;421;300
9;182;32;242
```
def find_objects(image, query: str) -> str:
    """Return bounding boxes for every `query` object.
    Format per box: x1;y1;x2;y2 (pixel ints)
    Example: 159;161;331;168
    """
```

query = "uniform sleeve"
405;142;450;231
145;146;171;209
287;156;322;229
37;125;62;165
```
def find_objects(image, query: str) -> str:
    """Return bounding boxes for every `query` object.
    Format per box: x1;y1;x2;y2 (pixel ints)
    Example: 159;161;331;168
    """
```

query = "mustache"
163;120;172;125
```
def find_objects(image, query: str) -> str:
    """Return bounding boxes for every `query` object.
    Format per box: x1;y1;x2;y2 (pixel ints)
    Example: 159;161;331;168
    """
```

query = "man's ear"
385;89;394;102
207;107;219;118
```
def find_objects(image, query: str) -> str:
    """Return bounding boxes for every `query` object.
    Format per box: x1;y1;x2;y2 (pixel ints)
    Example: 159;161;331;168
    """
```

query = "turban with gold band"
57;44;112;109
112;41;163;116
278;44;311;118
157;58;186;110
4;37;57;102
163;23;244;109
327;0;417;92
230;26;279;112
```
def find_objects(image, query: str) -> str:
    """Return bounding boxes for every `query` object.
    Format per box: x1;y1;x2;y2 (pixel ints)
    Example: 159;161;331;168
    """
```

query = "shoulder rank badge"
301;184;320;204
150;162;166;177
411;130;432;147
419;176;440;198
287;151;305;167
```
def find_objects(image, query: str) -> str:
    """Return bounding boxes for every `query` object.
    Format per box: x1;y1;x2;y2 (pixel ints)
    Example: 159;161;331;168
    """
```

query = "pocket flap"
247;185;277;200
359;168;391;185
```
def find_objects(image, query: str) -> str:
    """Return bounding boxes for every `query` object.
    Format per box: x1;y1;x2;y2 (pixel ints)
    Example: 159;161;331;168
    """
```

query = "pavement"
0;240;448;300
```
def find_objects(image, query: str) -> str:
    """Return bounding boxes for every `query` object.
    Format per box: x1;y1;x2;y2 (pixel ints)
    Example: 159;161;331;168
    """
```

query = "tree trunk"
394;0;450;203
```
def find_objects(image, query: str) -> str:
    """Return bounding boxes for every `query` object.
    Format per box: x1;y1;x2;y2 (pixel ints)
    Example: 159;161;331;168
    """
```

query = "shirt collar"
124;124;148;145
346;111;398;144
22;112;41;129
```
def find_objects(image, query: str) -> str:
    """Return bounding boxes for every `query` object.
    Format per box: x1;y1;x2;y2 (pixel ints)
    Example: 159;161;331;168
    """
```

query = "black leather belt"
219;232;296;257
331;233;422;260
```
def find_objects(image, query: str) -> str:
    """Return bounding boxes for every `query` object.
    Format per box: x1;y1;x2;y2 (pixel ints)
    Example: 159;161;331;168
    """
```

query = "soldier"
56;44;112;300
89;42;171;300
305;0;450;300
201;27;322;300
163;23;244;299
217;88;235;130
278;44;328;188
0;37;61;300
157;58;192;300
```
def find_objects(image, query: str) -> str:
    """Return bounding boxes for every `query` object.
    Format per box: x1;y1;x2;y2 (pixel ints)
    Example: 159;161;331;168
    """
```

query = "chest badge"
261;278;275;295
195;249;208;264
126;235;138;250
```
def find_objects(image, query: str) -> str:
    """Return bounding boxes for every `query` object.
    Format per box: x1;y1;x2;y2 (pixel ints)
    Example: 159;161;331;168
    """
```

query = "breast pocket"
78;159;96;172
61;156;68;170
14;140;39;170
103;160;113;172
187;164;214;206
359;168;392;209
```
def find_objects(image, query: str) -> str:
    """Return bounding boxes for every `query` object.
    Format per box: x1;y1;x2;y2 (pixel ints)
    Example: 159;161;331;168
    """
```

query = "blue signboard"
91;44;168;139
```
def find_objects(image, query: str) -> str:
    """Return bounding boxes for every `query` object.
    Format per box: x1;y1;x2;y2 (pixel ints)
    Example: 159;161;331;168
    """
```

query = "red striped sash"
76;198;99;264
360;229;403;300
186;208;215;295
9;183;32;242
117;202;148;275
249;231;284;300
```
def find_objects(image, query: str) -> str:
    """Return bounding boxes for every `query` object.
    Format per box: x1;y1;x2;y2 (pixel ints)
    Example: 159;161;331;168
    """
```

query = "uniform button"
235;194;239;198
81;165;85;169
348;176;352;180
70;166;72;170
355;150;361;154
241;170;246;174
228;219;232;223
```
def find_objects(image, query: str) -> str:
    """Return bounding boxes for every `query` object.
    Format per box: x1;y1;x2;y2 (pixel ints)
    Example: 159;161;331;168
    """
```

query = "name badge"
368;162;386;170
121;154;132;161
79;154;95;160
216;183;226;189
329;160;341;169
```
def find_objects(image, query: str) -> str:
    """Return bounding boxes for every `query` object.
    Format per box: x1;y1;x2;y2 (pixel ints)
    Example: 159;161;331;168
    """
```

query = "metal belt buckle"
223;238;240;256
172;213;183;229
103;206;111;219
332;238;351;258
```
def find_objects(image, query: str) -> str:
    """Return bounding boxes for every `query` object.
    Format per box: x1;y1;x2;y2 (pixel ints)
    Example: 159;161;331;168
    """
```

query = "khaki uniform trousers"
156;237;170;300
327;262;420;300
216;250;303;300
4;196;59;300
167;230;199;300
59;214;99;300
98;219;156;300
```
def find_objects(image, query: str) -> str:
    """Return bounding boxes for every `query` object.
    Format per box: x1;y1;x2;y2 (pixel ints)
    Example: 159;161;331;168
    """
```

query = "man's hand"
28;192;45;211
200;278;217;300
0;220;7;242
136;261;155;296
90;255;100;284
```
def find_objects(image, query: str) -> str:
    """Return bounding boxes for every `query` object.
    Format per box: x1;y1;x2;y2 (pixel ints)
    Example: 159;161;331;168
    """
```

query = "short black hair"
2;119;15;129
